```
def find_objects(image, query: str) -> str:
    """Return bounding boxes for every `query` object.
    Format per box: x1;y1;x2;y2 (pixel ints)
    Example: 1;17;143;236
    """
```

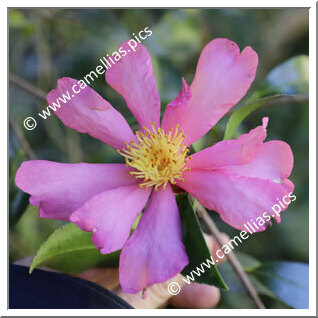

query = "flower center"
118;123;191;191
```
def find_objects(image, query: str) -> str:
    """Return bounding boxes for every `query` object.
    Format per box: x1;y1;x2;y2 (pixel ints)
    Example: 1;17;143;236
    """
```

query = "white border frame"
3;1;316;316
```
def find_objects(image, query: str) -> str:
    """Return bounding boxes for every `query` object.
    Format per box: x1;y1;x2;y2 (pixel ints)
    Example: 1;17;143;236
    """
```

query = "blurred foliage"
219;253;309;309
9;8;309;309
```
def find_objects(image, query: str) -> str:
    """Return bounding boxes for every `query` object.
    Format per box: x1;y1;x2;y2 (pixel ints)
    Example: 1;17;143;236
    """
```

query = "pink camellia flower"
15;38;294;294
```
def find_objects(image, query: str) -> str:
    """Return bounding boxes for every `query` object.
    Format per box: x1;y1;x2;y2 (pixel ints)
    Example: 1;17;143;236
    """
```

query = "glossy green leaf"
30;223;119;274
224;94;287;140
177;194;228;289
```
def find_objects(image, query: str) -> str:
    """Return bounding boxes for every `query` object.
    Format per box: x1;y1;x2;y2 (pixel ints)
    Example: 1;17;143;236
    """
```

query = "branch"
191;198;266;309
9;73;47;102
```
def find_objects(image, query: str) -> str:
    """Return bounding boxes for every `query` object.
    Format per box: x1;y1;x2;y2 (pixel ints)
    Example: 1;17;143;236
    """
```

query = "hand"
76;233;229;309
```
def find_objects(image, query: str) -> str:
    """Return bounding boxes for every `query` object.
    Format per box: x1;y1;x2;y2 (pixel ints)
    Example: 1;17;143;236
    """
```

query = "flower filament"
118;123;191;191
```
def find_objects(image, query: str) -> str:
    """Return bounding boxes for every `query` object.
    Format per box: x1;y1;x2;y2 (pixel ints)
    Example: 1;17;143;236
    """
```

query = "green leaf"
251;261;309;309
12;205;59;257
30;223;119;274
223;94;288;140
177;194;228;289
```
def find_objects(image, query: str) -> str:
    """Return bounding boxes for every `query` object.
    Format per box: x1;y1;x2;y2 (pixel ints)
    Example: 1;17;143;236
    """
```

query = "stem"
191;197;266;309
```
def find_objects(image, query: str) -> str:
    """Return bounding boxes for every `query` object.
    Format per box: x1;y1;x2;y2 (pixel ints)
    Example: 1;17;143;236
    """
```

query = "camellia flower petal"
224;140;294;180
188;118;268;170
161;38;259;145
15;38;294;294
106;40;161;128
178;169;293;231
47;77;136;149
119;184;188;293
70;184;151;254
15;161;137;221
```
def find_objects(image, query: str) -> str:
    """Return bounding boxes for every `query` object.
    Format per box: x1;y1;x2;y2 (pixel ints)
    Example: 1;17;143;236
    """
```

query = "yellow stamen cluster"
118;123;191;191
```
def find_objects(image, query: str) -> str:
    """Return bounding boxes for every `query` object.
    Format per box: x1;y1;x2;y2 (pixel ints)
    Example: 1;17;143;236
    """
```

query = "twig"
9;113;37;160
9;73;47;102
9;73;68;152
229;93;309;114
191;197;266;309
258;94;308;110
